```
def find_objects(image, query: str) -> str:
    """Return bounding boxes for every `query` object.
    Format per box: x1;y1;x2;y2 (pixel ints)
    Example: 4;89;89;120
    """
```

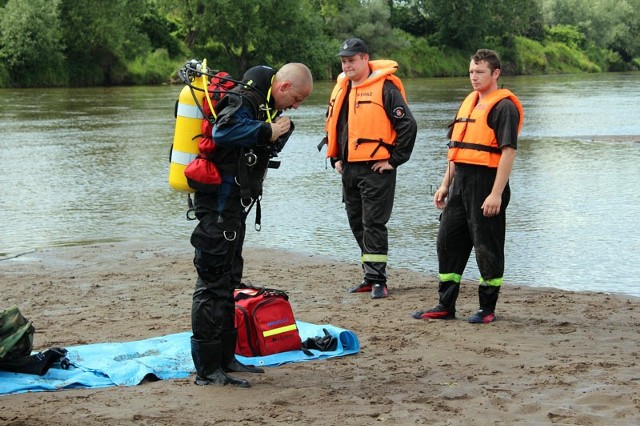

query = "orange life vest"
325;60;407;162
448;89;524;168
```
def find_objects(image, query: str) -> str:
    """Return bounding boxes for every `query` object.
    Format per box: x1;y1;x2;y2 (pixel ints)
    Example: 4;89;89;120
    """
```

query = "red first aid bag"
234;286;302;357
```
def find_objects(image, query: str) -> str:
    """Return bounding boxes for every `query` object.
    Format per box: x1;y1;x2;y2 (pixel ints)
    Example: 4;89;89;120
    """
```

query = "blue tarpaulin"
0;321;359;395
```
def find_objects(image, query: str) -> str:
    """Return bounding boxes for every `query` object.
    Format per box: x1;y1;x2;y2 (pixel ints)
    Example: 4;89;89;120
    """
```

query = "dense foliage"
0;0;638;87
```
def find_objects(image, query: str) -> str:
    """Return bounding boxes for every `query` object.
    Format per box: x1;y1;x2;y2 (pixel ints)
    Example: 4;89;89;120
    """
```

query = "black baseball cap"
337;38;369;57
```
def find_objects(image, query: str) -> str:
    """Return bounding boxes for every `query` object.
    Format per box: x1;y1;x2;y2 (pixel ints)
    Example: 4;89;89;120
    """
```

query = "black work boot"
371;282;388;299
190;337;250;387
363;261;387;293
347;280;372;293
468;285;500;324
411;281;459;319
220;329;264;374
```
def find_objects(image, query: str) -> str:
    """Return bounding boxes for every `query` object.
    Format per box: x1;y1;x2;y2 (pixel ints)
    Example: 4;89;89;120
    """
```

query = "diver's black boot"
190;337;250;387
220;329;264;374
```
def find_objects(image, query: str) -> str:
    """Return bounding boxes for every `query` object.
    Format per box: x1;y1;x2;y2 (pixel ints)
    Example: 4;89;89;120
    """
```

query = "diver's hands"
270;116;292;142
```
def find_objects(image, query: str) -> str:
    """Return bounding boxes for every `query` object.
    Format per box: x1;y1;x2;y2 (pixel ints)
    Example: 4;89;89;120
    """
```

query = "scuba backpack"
183;70;237;193
169;60;238;195
169;60;294;226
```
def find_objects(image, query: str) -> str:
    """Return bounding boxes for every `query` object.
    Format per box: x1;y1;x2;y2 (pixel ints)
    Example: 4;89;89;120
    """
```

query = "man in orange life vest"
324;38;417;299
413;49;523;324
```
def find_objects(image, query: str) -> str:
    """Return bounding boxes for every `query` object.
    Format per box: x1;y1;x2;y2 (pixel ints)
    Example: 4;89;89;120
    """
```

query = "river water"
1;73;639;297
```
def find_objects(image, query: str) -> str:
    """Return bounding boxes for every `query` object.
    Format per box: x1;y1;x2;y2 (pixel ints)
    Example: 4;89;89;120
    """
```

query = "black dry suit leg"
189;185;252;387
190;337;249;387
221;329;264;374
478;285;500;314
190;261;251;386
438;281;460;313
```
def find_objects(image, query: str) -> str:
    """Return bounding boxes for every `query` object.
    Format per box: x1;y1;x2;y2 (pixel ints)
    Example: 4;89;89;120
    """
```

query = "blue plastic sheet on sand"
0;321;359;395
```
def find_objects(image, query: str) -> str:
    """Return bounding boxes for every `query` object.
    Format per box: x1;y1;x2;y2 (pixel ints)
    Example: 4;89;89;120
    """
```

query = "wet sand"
1;240;639;425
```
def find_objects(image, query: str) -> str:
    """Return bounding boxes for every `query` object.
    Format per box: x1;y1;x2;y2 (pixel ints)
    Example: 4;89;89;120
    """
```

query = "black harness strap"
447;141;502;154
236;147;254;207
355;138;394;158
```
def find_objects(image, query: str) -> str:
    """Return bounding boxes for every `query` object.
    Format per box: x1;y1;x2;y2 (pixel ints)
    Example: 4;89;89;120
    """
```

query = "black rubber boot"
190;337;250;387
220;329;264;374
469;285;501;324
411;281;459;319
438;281;460;312
478;285;500;313
363;261;387;288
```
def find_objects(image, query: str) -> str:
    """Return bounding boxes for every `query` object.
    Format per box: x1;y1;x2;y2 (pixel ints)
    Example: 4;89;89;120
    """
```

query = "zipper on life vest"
327;86;343;120
355;100;372;110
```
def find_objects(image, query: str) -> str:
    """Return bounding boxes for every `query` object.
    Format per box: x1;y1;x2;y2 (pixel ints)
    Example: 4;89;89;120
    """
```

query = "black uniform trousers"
342;161;396;284
437;163;510;284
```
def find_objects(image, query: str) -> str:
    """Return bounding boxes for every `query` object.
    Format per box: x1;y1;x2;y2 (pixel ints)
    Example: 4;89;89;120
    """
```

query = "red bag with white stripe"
234;285;302;357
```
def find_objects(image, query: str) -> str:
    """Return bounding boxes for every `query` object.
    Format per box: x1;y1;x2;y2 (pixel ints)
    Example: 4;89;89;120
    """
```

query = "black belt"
346;160;378;166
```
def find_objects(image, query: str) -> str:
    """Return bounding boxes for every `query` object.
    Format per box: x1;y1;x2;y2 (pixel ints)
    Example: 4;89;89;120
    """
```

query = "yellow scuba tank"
168;60;208;193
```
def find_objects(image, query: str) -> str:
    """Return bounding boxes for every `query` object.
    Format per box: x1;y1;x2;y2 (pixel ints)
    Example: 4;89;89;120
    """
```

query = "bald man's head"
272;63;313;111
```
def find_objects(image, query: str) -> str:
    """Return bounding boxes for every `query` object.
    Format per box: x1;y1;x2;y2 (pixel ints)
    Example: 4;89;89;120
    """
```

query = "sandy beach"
1;240;639;425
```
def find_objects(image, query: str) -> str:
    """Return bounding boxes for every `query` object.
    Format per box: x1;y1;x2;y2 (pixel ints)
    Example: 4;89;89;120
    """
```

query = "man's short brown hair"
471;49;502;73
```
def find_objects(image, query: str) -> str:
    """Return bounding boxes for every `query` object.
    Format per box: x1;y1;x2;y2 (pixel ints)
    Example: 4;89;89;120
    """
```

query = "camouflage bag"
0;305;35;361
0;305;69;375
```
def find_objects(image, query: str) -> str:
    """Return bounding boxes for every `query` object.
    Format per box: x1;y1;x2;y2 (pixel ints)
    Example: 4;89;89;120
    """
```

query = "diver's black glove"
301;328;338;353
272;120;295;154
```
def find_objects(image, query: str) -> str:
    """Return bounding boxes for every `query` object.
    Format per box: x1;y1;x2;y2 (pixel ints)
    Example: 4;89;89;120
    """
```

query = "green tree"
0;0;66;87
491;0;544;41
60;0;152;85
585;0;639;62
3;0;638;87
422;0;493;50
312;0;414;78
545;0;640;68
156;0;204;50
388;0;436;37
313;0;407;55
410;0;543;52
139;4;183;58
310;0;364;40
161;0;330;77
